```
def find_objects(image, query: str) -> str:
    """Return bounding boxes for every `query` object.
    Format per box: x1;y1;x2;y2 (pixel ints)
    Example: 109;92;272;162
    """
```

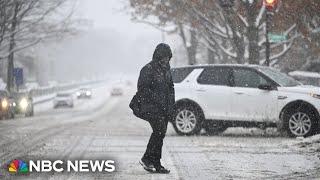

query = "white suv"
171;64;320;137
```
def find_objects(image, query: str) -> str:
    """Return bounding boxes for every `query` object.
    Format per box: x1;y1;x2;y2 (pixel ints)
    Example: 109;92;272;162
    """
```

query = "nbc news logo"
7;159;116;174
8;159;28;174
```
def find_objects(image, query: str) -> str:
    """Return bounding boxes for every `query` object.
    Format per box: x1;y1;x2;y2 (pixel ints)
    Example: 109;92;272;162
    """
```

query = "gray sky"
74;0;174;77
78;0;158;35
35;0;179;83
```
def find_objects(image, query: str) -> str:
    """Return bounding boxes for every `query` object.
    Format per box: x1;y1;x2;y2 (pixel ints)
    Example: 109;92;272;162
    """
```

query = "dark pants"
142;115;168;165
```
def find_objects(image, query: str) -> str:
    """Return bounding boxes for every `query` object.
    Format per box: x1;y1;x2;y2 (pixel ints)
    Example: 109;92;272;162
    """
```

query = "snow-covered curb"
290;135;320;153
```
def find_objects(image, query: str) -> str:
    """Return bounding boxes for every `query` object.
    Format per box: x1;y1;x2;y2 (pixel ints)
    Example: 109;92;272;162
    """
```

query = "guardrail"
28;80;105;104
30;80;103;97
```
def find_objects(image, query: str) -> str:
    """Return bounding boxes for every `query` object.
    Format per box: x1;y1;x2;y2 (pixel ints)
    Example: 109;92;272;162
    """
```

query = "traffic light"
264;0;277;11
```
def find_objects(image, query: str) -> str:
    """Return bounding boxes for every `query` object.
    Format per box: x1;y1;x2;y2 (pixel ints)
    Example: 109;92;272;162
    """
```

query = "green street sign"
268;33;287;43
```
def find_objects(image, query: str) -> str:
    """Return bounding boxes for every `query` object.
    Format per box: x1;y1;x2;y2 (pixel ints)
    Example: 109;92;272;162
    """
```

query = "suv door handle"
234;91;244;95
278;95;287;100
196;88;206;92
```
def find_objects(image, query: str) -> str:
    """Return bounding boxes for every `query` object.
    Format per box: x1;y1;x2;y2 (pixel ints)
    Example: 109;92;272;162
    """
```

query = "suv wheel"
172;104;203;135
281;108;318;137
204;121;228;135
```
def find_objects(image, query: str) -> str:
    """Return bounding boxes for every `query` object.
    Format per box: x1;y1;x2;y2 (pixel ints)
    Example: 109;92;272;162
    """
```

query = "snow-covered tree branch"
129;0;318;68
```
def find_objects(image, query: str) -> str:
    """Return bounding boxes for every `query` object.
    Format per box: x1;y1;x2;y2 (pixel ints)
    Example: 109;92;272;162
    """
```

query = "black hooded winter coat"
136;43;175;118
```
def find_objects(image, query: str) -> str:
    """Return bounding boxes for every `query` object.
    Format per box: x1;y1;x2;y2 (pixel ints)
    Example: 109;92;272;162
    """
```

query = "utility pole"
264;0;278;66
265;11;272;66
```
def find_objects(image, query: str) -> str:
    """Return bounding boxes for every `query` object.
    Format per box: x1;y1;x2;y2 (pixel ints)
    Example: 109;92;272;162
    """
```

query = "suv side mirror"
258;84;275;91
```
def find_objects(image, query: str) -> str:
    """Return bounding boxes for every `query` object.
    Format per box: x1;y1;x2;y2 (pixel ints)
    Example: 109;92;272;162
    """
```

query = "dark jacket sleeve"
168;74;175;107
137;65;162;105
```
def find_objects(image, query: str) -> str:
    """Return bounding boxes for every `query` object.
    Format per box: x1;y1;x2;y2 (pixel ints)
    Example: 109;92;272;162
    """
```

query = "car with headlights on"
53;92;74;108
12;92;34;117
76;88;92;99
171;64;320;137
0;90;15;119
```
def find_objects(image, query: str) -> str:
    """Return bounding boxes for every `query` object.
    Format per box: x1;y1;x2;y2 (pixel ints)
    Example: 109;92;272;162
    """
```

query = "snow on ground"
222;127;279;137
0;81;116;145
291;134;320;154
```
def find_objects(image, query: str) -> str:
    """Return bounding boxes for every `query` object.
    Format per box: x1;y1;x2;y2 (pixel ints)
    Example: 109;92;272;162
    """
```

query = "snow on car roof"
172;64;261;69
289;71;320;78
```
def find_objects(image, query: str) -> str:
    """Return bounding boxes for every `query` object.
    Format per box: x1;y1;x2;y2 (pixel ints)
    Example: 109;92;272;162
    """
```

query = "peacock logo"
8;159;29;174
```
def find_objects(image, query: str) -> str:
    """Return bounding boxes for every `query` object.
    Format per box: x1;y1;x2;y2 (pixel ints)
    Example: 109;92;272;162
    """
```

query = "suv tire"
280;107;319;137
172;104;203;135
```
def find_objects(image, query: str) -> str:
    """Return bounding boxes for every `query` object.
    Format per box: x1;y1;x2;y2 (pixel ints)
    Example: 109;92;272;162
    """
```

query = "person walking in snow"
134;43;175;174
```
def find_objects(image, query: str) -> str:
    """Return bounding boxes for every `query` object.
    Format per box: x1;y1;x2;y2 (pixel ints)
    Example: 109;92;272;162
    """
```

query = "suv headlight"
1;99;8;109
310;93;320;99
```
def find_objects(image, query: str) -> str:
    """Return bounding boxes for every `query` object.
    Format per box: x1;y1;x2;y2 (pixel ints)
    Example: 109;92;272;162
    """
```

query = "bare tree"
129;0;299;66
186;0;298;65
278;0;320;70
129;0;200;65
0;0;77;91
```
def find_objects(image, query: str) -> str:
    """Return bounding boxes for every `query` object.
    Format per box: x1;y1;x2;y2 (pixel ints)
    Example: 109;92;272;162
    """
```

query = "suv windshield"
171;68;194;83
258;67;301;87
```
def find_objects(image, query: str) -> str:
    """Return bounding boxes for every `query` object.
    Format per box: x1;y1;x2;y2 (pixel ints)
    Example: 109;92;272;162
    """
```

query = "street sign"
13;68;23;87
268;33;287;43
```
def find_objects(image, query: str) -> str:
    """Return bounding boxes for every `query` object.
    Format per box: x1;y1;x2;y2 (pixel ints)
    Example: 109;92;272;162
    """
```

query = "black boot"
139;158;156;173
154;164;170;174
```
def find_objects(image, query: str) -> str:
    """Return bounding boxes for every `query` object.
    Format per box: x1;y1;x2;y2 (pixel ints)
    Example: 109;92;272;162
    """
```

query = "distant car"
53;93;74;108
12;92;34;117
0;90;15;119
76;88;92;99
111;87;123;96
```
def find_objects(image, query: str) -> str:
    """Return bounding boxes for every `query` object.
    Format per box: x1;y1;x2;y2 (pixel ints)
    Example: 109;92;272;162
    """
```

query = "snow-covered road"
0;84;319;179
